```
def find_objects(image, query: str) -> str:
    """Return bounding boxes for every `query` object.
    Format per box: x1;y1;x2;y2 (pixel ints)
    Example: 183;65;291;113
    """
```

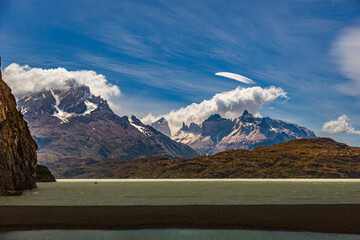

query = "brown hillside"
114;138;360;178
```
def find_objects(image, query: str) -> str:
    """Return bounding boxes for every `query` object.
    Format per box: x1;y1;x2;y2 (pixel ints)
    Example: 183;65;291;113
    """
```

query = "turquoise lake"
1;179;359;239
1;179;359;205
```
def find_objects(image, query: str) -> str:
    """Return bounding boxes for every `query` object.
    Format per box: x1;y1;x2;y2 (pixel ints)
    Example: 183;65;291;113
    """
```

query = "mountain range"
15;83;358;180
17;84;198;163
18;83;318;164
152;110;316;155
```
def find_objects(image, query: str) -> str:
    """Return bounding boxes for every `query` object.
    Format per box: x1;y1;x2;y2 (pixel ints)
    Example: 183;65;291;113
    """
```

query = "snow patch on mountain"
129;118;151;137
172;131;197;144
51;90;73;123
49;88;99;123
83;100;98;115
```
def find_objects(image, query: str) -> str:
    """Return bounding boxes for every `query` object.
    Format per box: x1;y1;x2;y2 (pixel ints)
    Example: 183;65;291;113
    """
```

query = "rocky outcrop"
36;164;56;182
0;65;37;191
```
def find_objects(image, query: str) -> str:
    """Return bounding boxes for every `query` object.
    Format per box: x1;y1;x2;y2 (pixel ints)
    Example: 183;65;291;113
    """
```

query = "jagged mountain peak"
239;110;254;122
130;115;144;126
180;122;188;131
151;117;171;137
178;122;201;133
172;112;317;155
241;110;253;117
157;117;167;122
18;84;109;123
205;114;224;122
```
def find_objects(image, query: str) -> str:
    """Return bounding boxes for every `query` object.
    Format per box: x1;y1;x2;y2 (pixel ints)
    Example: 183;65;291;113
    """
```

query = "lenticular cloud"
142;86;287;135
215;72;255;84
3;63;121;100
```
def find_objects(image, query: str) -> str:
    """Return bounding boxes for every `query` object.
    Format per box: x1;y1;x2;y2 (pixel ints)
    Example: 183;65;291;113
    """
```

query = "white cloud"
3;63;121;100
333;26;360;95
215;72;255;84
322;115;360;134
142;86;287;135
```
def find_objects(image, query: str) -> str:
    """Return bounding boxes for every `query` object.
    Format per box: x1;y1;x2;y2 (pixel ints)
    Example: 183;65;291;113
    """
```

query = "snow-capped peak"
18;85;102;124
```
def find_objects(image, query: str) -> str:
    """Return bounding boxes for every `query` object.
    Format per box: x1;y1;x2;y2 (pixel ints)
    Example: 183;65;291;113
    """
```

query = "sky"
1;0;360;145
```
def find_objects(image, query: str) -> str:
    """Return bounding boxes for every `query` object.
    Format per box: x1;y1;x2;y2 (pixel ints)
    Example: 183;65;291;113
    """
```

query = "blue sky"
1;0;360;145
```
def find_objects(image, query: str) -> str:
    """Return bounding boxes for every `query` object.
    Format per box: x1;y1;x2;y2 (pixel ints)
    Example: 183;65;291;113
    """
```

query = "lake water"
1;179;360;205
0;229;359;240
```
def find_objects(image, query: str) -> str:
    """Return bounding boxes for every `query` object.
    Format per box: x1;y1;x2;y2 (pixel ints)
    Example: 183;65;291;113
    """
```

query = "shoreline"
55;178;360;182
1;205;360;234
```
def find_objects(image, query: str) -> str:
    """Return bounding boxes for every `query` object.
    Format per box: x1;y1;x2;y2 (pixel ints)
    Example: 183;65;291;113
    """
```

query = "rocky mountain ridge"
17;85;198;163
170;110;316;155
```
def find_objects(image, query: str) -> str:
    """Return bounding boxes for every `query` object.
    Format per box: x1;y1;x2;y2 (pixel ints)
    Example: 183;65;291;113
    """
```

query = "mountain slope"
171;110;316;155
45;157;128;179
17;85;198;163
113;138;360;178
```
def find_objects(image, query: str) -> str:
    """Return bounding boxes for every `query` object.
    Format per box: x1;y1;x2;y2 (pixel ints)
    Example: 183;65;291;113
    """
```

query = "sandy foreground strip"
0;205;359;234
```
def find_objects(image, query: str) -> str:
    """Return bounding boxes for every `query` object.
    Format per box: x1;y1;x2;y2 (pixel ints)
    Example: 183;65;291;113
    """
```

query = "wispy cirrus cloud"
333;25;360;96
77;53;237;96
215;72;255;84
322;115;360;134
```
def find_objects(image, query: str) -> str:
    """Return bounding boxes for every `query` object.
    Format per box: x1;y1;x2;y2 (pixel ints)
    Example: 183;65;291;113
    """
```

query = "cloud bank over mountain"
142;86;287;135
322;115;360;134
3;63;121;100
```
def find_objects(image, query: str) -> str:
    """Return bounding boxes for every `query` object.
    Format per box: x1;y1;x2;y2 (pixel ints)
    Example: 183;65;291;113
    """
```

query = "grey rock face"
151;117;171;137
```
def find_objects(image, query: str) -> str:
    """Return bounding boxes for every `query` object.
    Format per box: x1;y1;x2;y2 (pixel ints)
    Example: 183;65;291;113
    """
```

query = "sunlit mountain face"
163;110;315;155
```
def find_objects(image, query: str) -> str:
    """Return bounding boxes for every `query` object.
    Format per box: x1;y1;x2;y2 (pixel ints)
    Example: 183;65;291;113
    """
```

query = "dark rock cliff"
0;64;38;191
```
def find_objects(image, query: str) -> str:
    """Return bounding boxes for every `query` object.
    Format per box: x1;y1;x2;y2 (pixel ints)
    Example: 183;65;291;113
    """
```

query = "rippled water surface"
1;179;359;205
0;229;359;240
